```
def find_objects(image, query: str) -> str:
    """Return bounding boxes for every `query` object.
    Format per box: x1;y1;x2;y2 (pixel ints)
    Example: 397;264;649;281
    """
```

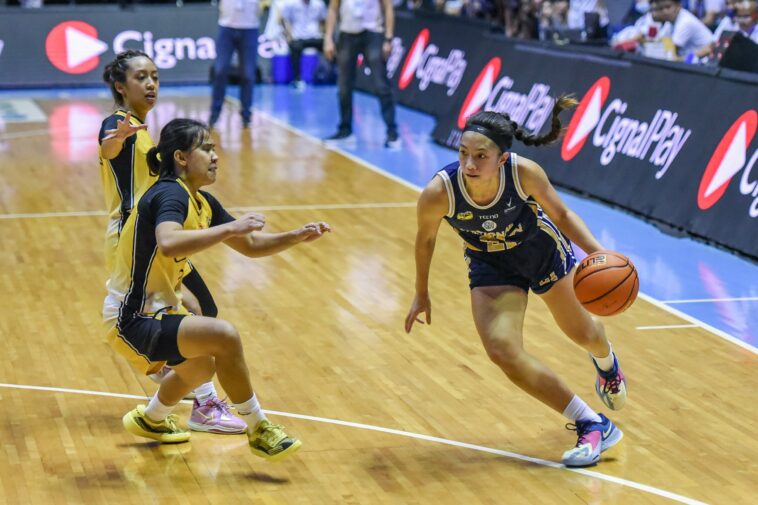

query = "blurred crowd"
5;0;757;65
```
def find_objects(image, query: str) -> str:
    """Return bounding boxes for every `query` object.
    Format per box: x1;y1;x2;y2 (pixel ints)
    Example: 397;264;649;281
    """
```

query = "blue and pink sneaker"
187;397;247;434
561;413;623;467
592;353;627;410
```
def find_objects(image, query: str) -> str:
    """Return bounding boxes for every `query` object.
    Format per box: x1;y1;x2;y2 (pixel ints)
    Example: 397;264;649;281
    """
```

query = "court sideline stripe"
0;382;708;505
0;202;416;220
255;109;758;357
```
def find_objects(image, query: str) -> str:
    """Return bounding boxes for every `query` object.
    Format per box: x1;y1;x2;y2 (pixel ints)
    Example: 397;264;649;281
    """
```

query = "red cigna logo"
45;21;108;74
697;110;758;213
398;29;429;90
561;77;611;161
457;57;502;129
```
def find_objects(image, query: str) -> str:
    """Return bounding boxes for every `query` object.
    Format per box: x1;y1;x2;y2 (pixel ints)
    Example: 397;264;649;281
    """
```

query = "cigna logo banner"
561;76;692;180
45;20;215;73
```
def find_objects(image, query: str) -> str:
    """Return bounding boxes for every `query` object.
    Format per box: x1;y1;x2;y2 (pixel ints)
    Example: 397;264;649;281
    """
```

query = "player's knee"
483;337;522;371
210;320;242;354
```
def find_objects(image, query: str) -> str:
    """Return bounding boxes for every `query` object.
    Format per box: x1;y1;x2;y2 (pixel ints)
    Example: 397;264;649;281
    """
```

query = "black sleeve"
151;183;190;226
98;115;119;145
200;190;236;227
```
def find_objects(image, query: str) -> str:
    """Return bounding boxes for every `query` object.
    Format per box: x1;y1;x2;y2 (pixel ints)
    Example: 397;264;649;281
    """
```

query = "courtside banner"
357;13;758;258
0;5;218;87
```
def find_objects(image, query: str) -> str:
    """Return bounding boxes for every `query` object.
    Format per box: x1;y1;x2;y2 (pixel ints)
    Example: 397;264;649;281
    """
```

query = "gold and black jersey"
106;178;234;320
98;111;157;227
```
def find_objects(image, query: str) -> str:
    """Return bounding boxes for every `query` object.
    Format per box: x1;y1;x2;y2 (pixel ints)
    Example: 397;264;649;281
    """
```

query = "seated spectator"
614;0;712;59
567;0;610;35
540;0;571;40
683;0;726;27
713;0;758;42
279;0;328;90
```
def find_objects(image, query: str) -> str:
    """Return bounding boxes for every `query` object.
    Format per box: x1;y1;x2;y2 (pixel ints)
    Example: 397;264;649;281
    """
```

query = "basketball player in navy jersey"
405;96;627;467
106;118;331;457
99;50;246;434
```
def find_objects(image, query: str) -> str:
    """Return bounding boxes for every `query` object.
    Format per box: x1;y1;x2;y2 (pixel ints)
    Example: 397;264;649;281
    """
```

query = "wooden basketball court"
0;93;755;505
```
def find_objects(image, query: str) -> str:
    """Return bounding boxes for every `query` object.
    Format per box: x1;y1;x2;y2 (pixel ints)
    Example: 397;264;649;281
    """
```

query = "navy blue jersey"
438;153;550;253
437;154;575;292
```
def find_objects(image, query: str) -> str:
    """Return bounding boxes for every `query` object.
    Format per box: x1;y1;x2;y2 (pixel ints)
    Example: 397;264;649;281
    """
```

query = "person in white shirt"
280;0;328;89
323;0;399;148
650;0;713;58
209;0;260;129
713;0;758;42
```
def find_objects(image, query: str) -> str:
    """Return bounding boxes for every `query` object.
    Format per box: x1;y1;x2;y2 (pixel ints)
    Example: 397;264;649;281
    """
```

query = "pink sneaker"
187;397;247;434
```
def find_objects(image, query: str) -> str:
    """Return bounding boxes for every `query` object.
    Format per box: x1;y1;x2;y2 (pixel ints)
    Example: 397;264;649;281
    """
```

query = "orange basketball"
573;251;639;316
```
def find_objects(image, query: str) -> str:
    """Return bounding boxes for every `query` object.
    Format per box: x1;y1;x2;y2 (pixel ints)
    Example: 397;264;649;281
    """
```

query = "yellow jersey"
98;111;157;270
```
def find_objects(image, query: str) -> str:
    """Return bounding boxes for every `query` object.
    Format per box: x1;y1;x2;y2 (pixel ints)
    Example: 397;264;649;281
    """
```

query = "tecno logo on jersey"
396;28;467;96
45;21;109;74
697;110;758;216
457;57;554;133
561;77;691;180
45;20;214;73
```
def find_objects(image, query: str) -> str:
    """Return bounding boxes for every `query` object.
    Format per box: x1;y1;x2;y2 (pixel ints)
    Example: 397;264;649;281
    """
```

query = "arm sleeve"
201;191;236;227
153;184;190;226
98;115;120;145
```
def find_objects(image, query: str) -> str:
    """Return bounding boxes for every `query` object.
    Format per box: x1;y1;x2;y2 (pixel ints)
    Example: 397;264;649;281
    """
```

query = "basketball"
573;251;639;316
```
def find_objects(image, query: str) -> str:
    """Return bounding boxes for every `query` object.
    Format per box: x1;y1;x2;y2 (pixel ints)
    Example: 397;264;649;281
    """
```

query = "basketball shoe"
561;414;623;467
247;420;302;461
592;353;627;410
122;405;190;443
188;397;247;434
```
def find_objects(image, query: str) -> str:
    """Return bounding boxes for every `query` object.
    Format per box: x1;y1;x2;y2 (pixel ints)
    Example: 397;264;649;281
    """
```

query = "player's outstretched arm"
224;221;332;258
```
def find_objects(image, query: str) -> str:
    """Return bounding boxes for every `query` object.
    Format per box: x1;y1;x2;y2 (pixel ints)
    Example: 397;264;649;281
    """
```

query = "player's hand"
404;292;431;333
228;212;266;235
101;112;147;142
324;39;335;61
293;221;332;242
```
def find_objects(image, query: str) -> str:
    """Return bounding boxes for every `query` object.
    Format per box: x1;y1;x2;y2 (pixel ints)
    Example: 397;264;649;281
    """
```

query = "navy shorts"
465;226;576;294
116;310;188;366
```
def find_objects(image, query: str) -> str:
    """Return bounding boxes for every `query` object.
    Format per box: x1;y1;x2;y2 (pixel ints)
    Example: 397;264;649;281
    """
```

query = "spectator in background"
713;0;758;42
650;0;713;59
568;0;609;36
209;0;260;130
323;0;399;148
685;0;726;27
539;0;571;40
279;0;328;91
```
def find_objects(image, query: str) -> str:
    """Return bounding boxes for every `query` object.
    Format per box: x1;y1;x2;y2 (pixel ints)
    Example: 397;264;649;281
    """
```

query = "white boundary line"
661;297;758;304
253;106;758;357
636;324;700;330
0;382;709;505
0;202;416;220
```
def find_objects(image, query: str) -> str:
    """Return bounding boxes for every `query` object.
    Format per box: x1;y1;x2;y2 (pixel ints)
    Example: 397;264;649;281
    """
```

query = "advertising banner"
357;13;758;259
0;5;219;87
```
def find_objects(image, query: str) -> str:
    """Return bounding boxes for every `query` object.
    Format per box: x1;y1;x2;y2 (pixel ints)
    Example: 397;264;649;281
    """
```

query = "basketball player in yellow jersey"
99;51;246;434
104;118;331;458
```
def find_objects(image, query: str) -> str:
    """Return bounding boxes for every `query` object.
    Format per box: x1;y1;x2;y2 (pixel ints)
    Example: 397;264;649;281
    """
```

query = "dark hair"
464;95;578;151
102;50;153;106
146;119;210;179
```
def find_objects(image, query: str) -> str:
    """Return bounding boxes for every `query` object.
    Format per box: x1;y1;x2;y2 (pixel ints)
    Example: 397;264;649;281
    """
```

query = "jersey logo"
456;211;474;220
482;220;497;231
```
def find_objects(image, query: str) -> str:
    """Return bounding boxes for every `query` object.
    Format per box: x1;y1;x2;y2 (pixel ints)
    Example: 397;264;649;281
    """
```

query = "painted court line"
0;382;708;505
0;202;416;220
636;324;700;330
661;297;758;304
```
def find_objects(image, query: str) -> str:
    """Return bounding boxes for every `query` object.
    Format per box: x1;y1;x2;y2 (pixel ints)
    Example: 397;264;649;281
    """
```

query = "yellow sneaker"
122;405;191;443
248;419;302;461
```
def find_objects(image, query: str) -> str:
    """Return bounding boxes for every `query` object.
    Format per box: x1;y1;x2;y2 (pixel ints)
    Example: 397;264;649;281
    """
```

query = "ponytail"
464;94;578;151
148;118;209;179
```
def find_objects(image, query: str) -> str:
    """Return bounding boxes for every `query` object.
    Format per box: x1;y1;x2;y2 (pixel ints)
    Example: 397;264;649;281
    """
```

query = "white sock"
592;343;615;372
144;394;175;423
193;382;217;404
562;395;601;423
234;394;267;428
